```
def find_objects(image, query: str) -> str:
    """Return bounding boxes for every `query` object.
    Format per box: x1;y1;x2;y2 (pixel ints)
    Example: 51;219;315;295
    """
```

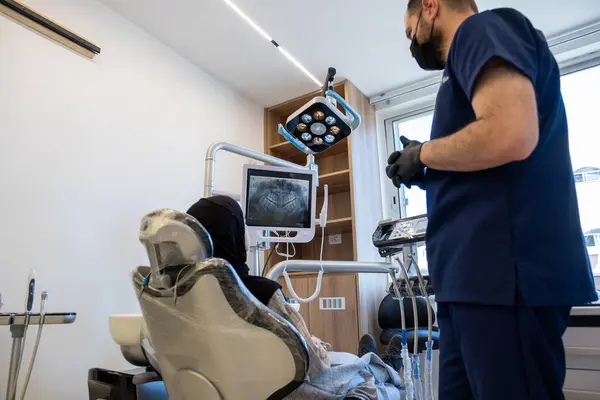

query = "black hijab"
187;196;281;305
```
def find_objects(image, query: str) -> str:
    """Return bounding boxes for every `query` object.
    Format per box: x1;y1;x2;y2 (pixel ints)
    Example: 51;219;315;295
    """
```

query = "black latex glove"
385;136;426;189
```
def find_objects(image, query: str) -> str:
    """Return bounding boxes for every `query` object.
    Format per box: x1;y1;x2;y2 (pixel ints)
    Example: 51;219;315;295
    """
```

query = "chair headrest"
139;209;213;288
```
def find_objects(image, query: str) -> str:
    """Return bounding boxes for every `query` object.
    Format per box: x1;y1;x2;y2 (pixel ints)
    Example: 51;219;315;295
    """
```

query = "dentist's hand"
385;136;426;189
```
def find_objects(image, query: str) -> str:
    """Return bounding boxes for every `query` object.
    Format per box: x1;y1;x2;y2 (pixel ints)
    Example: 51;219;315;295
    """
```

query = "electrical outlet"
328;234;342;245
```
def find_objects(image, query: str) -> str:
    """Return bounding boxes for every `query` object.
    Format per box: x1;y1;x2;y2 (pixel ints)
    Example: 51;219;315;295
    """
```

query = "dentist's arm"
420;59;539;172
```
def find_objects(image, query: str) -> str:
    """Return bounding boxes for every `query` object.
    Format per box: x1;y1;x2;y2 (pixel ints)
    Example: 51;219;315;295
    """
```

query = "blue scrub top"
426;8;598;307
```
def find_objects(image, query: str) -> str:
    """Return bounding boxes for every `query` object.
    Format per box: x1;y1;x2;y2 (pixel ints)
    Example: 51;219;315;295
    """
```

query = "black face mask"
410;12;446;71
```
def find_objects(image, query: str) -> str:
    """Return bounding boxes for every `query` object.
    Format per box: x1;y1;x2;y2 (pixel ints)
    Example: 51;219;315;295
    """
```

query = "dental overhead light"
221;0;321;87
278;67;362;155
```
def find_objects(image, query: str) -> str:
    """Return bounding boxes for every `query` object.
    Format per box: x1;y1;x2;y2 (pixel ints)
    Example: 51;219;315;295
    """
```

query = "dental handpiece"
409;256;433;343
396;257;423;400
9;271;36;399
409;256;435;400
390;267;412;395
19;291;48;400
395;258;419;355
25;270;36;313
389;272;407;333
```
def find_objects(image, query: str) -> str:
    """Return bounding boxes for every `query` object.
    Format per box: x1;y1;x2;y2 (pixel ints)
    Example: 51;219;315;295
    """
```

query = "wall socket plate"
328;234;342;245
319;297;346;310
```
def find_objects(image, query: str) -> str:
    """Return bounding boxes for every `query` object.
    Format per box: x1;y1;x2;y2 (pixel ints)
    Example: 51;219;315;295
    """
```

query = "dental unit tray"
2;311;76;400
372;214;428;257
278;67;361;155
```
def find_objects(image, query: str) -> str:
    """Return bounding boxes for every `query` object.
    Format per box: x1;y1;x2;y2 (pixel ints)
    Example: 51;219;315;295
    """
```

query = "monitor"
242;164;317;243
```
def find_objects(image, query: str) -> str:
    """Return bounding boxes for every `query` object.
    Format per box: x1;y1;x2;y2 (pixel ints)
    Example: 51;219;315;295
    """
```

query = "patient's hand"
310;336;331;365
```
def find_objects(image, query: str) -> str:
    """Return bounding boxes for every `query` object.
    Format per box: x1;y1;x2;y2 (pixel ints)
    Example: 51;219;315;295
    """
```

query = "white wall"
0;0;263;398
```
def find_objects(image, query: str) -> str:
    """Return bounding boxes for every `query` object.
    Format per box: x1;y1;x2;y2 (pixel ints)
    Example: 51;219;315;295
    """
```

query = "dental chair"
89;209;309;400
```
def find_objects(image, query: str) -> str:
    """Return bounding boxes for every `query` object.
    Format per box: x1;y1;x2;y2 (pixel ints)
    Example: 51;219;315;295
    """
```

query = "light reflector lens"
301;132;312;141
325;116;336;125
313;111;325;121
330;126;341;135
325;134;335;143
313;137;324;145
311;122;327;136
301;114;313;124
297;123;308;132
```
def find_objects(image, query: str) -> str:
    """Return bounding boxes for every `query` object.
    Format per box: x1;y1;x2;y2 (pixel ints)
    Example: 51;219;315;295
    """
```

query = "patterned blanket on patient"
267;292;405;400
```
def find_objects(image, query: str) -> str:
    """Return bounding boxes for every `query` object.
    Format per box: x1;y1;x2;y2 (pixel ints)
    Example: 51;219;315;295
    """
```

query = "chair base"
88;368;168;400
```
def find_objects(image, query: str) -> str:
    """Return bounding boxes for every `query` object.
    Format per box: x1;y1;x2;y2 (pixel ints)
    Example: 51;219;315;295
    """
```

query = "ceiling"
102;0;600;106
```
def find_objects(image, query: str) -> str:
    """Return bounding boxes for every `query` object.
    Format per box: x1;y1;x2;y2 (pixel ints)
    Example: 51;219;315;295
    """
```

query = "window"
390;63;600;277
563;64;600;275
392;112;434;273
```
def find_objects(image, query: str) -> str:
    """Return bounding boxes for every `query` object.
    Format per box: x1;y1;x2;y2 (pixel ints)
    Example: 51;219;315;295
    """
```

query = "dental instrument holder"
373;215;434;400
2;312;76;400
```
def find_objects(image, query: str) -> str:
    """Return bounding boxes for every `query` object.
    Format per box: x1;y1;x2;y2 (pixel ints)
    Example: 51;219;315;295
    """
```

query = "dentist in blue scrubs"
386;0;599;398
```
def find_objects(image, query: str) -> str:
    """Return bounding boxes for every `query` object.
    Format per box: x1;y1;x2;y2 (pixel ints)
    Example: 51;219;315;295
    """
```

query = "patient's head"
187;196;249;277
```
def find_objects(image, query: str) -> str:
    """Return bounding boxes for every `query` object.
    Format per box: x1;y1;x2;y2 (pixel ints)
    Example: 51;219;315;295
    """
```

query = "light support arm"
204;142;306;198
325;90;361;130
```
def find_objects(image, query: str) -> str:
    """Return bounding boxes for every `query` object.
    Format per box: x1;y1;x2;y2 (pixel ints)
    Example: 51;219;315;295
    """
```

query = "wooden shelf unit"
263;80;385;353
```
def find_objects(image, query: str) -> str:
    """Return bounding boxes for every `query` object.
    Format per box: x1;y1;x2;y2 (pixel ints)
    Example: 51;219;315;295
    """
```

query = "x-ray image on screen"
246;170;312;229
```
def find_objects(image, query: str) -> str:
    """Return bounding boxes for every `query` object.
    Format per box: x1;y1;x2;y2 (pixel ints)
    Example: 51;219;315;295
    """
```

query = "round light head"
325;116;336;125
324;134;335;143
313;137;324;145
301;114;312;124
330;126;341;135
313;111;325;121
301;132;312;141
310;122;327;136
297;123;308;132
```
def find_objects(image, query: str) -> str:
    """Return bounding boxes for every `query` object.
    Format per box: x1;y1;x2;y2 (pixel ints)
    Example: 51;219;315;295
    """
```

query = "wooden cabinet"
266;81;388;353
278;274;360;353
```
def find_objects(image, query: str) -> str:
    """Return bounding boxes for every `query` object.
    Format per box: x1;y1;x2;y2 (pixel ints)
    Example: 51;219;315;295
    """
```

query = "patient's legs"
358;334;377;357
381;335;403;371
358;334;403;371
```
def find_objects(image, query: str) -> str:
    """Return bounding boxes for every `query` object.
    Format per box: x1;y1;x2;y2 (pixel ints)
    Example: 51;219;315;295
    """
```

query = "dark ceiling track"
0;0;101;55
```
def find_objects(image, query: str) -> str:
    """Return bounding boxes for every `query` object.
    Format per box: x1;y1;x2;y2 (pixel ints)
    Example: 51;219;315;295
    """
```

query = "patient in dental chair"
187;196;404;400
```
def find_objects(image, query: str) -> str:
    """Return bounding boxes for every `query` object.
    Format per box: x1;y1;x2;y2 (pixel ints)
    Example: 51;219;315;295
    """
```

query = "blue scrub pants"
437;295;571;400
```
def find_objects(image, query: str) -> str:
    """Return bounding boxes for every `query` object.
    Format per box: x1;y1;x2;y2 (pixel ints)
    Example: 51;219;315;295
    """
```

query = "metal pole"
266;260;397;280
251;246;261;276
6;325;24;400
204;142;306;198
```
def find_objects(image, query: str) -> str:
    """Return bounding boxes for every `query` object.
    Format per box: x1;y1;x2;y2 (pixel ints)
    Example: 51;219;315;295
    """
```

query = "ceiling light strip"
221;0;321;87
221;0;272;42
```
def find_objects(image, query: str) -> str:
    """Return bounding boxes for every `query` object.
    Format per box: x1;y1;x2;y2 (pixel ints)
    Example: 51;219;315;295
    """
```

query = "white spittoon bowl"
109;314;143;346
